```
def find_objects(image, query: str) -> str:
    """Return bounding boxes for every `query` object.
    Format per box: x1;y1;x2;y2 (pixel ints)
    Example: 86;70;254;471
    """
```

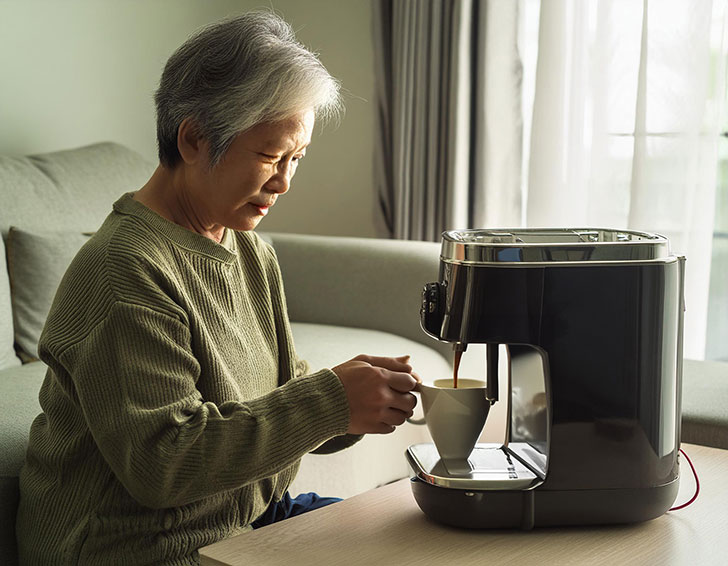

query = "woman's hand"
332;354;419;434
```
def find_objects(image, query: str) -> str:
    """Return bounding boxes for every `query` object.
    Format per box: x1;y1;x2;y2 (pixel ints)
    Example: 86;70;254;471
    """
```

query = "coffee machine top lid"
441;228;671;265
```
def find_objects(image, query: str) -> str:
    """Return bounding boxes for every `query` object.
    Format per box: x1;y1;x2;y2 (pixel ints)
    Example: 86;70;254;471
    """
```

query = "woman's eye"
260;153;304;166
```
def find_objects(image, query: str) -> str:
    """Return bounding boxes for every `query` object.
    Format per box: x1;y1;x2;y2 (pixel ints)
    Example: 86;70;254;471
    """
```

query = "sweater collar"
113;192;237;262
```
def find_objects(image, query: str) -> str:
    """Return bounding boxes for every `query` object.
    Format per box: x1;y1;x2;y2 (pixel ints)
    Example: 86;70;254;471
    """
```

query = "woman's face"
191;109;315;232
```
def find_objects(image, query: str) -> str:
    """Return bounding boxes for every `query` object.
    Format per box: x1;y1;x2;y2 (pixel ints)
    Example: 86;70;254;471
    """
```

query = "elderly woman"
16;12;418;565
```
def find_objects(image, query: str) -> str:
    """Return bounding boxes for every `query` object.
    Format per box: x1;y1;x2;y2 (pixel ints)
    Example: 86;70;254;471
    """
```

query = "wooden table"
200;444;728;566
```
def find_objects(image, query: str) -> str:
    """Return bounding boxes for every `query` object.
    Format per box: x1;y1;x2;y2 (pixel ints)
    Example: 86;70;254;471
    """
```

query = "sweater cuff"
291;368;350;441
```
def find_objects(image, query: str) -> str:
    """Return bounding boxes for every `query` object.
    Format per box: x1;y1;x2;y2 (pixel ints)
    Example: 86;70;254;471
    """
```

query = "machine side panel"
538;262;681;491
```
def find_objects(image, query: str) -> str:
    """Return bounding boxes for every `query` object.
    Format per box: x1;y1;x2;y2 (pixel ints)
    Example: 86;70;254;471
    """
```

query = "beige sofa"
0;142;453;564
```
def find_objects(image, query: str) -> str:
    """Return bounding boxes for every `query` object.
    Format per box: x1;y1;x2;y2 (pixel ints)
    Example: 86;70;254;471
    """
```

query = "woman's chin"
232;216;264;232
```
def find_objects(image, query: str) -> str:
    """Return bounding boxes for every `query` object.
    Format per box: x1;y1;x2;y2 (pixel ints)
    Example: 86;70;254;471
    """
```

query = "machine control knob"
421;282;444;337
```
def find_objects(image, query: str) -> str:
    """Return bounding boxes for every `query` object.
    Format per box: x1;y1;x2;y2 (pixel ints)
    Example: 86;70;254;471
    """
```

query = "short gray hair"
155;11;343;168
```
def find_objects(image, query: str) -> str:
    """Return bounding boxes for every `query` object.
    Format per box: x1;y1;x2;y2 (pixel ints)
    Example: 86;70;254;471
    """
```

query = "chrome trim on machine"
441;228;671;265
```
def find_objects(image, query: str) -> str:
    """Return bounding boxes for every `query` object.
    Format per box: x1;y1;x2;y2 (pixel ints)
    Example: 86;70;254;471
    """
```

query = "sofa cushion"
288;322;451;499
0;361;46;565
7;228;91;359
265;232;448;361
0;360;46;479
0;236;20;370
0;142;154;238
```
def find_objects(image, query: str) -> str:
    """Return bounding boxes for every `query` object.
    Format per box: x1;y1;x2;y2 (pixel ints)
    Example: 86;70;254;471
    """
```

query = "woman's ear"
177;118;208;166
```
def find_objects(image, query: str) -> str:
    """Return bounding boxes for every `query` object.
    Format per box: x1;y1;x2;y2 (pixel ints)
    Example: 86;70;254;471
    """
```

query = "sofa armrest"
263;232;451;361
681;359;728;449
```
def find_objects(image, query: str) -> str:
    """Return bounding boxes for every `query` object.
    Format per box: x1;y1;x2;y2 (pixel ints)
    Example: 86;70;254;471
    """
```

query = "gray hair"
155;11;343;168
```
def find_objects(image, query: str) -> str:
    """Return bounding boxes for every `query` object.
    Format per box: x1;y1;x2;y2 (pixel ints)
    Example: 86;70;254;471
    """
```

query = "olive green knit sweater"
16;193;351;565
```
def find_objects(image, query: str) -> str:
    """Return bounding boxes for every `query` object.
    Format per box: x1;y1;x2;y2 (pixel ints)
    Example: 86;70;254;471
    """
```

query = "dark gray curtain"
374;0;523;241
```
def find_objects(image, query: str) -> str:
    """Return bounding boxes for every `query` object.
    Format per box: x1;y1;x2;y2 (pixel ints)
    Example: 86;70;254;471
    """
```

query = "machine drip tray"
406;443;542;491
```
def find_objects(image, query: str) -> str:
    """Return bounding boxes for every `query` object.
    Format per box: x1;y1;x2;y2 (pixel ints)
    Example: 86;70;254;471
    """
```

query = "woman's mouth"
251;203;271;216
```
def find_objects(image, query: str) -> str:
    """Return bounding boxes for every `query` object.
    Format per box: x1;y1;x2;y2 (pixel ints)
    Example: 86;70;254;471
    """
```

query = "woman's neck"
133;165;225;243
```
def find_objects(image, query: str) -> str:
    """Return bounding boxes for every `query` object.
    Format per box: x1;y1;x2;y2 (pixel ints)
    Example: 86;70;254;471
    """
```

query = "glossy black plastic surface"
420;259;683;506
410;476;680;529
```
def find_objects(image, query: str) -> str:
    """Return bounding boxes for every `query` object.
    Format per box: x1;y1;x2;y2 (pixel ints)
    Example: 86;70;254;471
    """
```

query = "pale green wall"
0;0;379;238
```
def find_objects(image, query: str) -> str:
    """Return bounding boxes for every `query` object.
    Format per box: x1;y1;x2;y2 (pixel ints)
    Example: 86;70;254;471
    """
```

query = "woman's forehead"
247;111;315;149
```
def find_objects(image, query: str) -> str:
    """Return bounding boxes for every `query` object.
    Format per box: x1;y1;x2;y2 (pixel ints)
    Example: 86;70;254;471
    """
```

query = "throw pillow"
0;236;21;369
6;227;91;360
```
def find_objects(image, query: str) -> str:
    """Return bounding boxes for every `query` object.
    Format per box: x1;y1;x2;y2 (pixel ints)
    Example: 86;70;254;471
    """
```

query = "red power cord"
669;448;700;511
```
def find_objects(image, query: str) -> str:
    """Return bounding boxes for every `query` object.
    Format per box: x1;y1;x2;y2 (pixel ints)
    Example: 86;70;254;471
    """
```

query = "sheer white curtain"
526;0;728;360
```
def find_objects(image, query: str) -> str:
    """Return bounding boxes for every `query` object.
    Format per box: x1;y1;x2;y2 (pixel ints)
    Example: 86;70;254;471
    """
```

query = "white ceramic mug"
408;378;490;463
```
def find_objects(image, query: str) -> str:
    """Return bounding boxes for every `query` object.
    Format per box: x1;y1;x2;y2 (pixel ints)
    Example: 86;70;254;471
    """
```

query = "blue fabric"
251;491;341;529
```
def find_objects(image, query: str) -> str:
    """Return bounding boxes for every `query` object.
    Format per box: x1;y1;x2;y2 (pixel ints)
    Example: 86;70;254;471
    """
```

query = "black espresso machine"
406;228;685;529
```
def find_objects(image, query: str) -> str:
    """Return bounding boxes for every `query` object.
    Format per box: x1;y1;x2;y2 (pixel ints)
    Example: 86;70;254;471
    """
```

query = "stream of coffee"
453;349;463;389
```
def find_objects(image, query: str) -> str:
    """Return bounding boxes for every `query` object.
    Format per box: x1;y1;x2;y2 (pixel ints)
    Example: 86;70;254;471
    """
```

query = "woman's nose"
266;161;294;194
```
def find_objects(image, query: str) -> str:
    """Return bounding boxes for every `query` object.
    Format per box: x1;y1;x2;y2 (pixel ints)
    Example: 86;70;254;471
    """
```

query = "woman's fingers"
354;354;412;373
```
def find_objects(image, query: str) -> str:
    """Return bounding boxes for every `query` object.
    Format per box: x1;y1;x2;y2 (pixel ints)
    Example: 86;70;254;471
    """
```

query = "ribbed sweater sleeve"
59;301;348;509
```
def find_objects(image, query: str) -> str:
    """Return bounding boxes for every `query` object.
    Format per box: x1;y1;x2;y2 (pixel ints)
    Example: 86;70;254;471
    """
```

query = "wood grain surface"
200;444;727;566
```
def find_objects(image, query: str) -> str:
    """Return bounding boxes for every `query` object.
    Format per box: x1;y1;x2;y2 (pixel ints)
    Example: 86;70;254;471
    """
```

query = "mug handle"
406;382;425;424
